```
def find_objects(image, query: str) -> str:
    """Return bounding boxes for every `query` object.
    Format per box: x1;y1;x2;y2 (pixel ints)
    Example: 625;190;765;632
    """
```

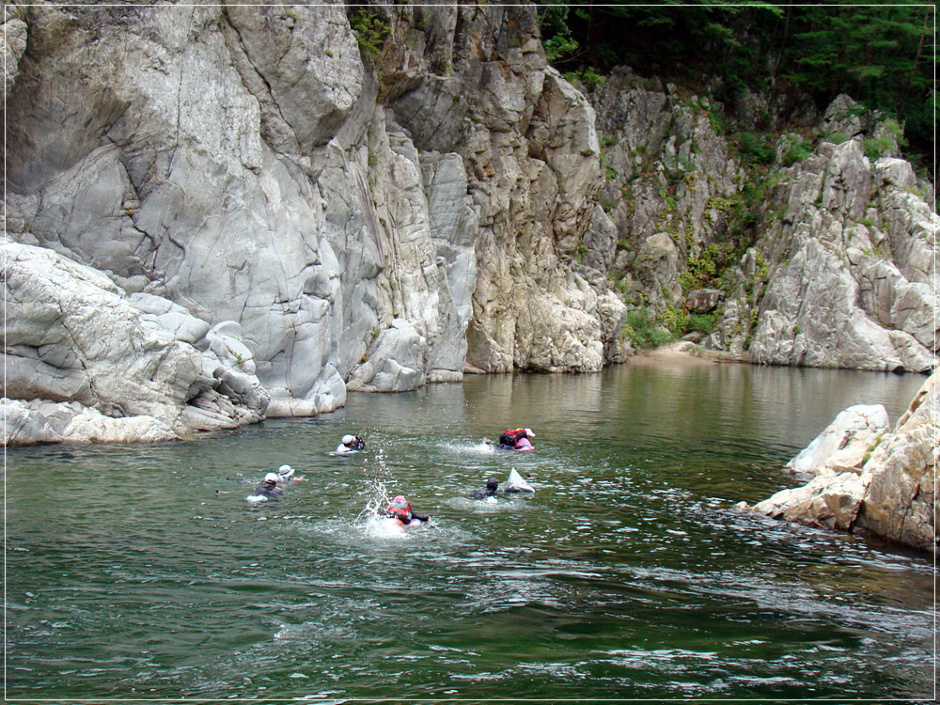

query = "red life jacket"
387;496;412;523
499;428;526;446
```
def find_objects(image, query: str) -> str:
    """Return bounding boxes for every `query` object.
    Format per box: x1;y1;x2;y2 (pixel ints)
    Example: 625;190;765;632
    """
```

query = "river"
5;360;936;702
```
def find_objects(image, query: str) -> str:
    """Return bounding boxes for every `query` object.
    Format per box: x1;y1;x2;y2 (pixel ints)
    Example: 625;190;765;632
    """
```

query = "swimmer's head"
263;472;279;486
387;495;412;522
277;464;295;479
342;434;355;446
486;478;498;492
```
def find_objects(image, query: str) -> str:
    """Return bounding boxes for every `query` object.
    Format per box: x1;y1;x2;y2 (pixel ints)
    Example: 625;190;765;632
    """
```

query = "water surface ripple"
6;363;935;700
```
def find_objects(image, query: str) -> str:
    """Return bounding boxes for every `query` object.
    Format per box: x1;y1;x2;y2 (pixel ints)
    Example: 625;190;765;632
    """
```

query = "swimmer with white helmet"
334;433;365;456
277;464;305;482
249;473;286;501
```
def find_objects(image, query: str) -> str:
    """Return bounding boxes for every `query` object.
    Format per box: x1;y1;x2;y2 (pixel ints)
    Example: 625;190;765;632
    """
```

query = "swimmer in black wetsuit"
469;478;499;500
251;473;286;501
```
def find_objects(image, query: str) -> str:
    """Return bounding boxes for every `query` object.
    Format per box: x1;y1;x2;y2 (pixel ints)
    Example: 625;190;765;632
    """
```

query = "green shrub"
823;131;849;145
737;132;775;166
687;311;722;335
576;243;588;264
863;134;895;159
349;10;389;59
662;305;688;335
781;138;813;167
624;307;672;349
545;34;579;63
564;66;606;91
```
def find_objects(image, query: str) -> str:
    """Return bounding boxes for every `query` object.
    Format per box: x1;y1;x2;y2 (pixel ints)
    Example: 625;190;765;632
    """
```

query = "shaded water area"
6;361;936;702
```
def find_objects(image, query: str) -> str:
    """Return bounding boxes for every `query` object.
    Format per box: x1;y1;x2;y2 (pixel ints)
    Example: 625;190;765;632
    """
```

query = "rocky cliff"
1;3;936;445
2;3;629;443
589;71;937;372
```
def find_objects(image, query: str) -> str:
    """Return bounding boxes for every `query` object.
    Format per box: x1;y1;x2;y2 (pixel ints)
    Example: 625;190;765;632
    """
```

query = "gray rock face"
1;16;27;100
3;5;628;444
855;372;940;552
746;138;938;372
588;76;937;374
742;371;939;554
223;3;363;155
1;240;268;444
591;69;741;316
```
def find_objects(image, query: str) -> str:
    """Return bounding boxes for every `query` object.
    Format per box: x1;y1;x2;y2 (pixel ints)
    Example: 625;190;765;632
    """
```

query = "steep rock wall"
2;4;936;447
1;3;627;443
745;140;938;372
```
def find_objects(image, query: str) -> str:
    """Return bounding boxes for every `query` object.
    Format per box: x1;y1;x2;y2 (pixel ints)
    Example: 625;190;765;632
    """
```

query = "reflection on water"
6;362;934;700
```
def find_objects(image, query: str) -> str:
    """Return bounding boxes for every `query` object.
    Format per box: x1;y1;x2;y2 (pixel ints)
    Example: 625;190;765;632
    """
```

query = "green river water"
5;361;936;703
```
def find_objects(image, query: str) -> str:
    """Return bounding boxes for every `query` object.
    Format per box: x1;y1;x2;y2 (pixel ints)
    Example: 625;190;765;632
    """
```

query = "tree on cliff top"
534;0;936;165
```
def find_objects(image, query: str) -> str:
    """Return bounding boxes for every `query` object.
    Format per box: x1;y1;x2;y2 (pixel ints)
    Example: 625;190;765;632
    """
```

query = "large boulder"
752;471;869;532
784;404;889;477
855;373;940;552
741;370;939;554
1;398;178;445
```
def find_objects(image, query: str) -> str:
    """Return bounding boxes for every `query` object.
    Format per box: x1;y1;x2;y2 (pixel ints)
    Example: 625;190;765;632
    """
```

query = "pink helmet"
387;495;412;523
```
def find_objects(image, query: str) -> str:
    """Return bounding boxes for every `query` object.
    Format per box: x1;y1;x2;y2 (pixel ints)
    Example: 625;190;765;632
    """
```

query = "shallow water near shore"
6;362;936;701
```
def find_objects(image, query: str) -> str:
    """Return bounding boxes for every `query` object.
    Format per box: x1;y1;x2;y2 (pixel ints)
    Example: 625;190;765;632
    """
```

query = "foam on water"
361;513;410;539
441;440;495;455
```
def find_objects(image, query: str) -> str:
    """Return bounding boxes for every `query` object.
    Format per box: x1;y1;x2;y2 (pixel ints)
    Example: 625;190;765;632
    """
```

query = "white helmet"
342;434;355;445
263;472;279;484
278;464;295;478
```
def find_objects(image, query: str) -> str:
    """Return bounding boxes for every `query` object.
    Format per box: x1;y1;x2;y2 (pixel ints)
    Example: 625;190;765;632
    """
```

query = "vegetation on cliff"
535;1;936;362
536;0;935;170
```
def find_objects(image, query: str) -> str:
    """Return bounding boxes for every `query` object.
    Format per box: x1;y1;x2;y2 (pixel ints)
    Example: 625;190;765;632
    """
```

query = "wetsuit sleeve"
411;512;429;522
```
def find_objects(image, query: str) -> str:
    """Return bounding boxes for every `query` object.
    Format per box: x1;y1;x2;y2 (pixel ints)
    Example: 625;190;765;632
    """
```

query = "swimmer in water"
277;464;305;482
335;434;365;456
249;473;286;501
469;478;499;500
489;427;534;451
377;495;429;527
